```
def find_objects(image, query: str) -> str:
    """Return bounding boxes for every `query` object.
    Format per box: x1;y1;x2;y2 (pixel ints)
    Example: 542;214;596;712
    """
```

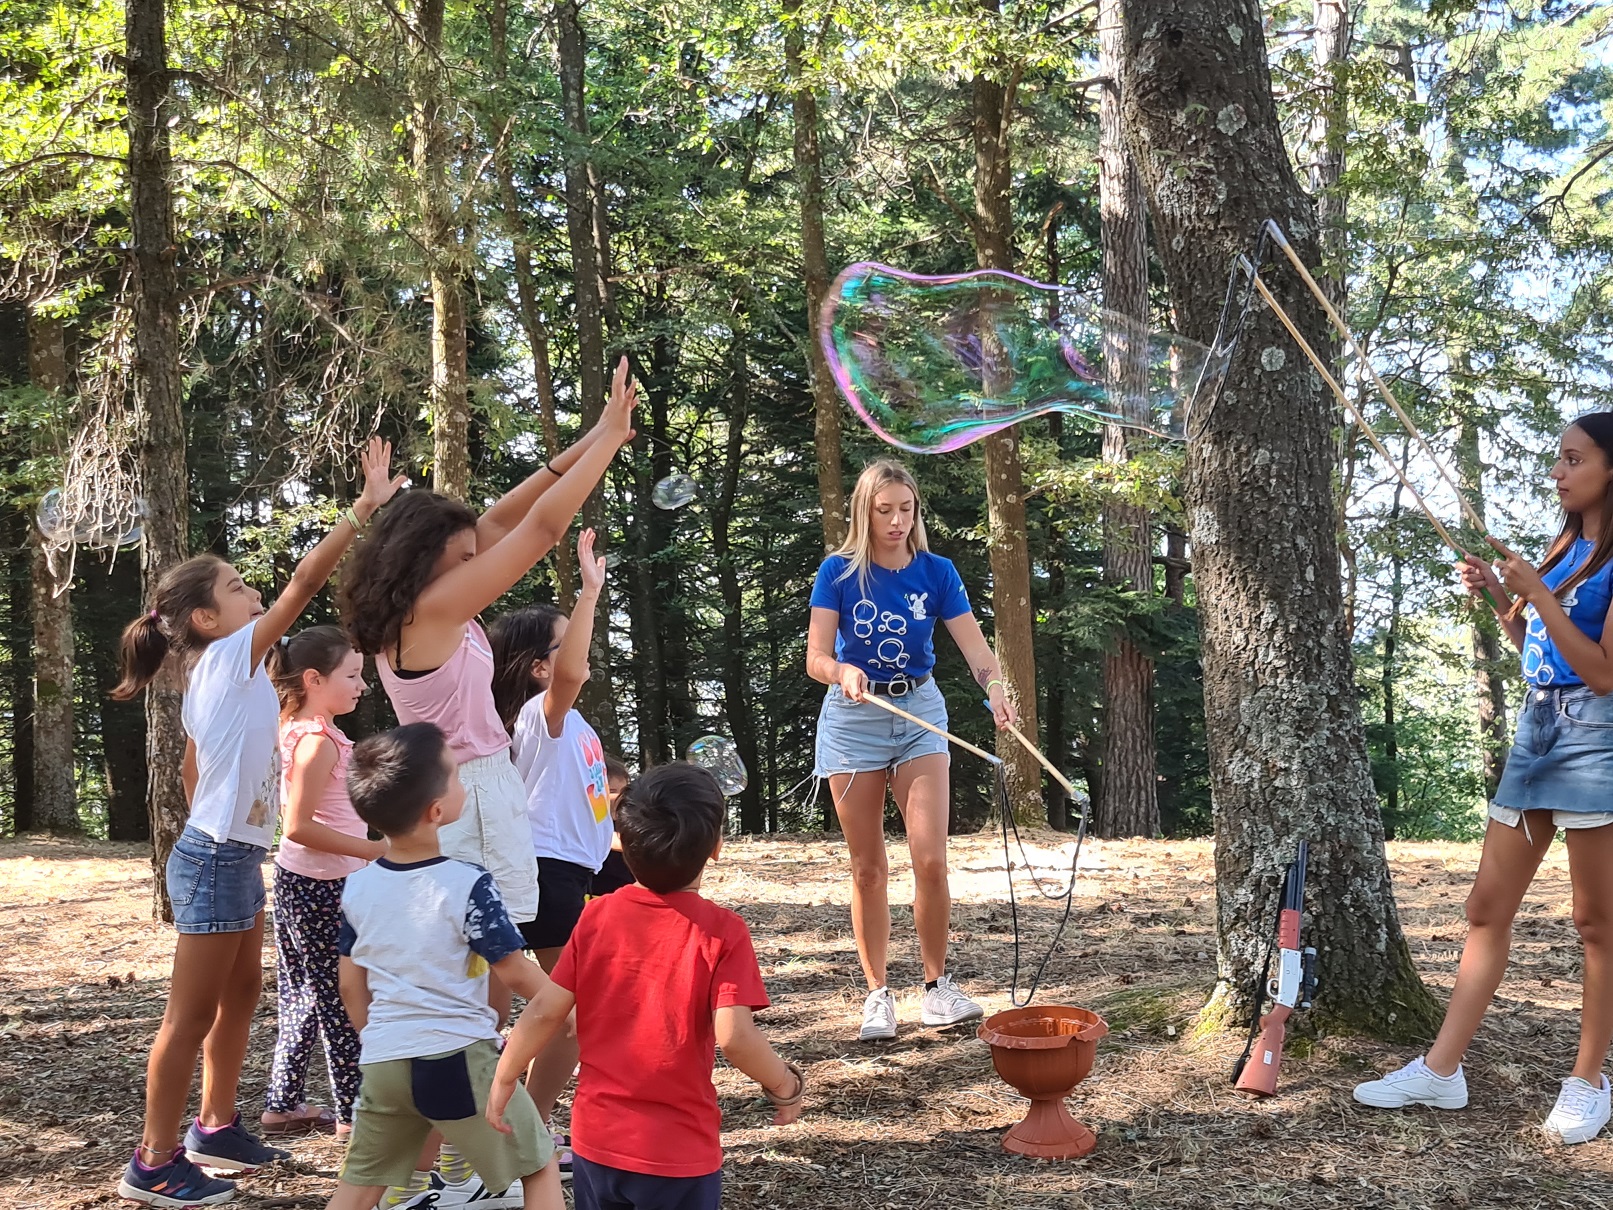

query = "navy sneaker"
117;1147;236;1207
183;1113;290;1174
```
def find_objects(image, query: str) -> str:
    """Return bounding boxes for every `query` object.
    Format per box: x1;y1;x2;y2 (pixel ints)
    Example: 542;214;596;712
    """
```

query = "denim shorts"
166;825;268;934
814;680;951;777
1493;686;1613;817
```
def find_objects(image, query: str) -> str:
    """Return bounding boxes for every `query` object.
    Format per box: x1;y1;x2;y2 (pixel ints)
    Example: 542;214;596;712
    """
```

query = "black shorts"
518;858;594;952
590;850;634;897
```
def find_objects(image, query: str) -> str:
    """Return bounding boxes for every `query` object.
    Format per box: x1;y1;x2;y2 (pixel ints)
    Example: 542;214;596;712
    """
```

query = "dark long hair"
488;605;565;732
340;491;478;656
1513;412;1613;621
267;625;356;715
110;555;228;700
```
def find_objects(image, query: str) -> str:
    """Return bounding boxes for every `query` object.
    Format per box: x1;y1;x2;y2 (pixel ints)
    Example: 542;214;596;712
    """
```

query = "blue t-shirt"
810;552;971;681
1521;538;1613;687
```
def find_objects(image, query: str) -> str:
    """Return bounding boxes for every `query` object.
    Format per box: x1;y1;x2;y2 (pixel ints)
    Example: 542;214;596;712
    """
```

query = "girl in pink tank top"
262;626;386;1137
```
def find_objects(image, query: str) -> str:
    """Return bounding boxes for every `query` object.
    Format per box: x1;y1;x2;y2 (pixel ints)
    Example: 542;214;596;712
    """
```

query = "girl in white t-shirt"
261;626;386;1139
109;439;403;1209
489;528;612;1138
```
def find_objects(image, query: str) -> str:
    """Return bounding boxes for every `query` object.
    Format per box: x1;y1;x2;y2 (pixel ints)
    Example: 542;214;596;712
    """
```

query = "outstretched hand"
356;437;408;512
1484;535;1546;605
599;357;639;445
577;528;606;596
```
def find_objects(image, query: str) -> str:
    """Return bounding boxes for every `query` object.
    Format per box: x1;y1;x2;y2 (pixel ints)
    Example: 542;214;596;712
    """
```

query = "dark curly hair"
339;491;478;657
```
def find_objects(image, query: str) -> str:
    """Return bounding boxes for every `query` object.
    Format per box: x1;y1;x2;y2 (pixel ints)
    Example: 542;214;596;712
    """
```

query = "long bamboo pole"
859;693;1002;765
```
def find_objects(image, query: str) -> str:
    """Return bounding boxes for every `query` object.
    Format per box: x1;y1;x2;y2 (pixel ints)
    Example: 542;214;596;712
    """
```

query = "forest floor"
2;832;1611;1209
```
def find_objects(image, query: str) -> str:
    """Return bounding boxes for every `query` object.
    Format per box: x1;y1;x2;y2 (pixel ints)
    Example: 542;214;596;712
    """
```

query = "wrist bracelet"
765;1061;806;1108
343;506;365;532
986;678;1005;694
542;460;560;477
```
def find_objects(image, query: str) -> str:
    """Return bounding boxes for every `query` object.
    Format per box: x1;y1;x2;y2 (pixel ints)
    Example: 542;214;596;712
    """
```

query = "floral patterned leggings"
266;866;361;1122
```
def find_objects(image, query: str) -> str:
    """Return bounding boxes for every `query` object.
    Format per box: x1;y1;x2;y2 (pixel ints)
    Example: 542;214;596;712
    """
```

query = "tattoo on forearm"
975;666;993;688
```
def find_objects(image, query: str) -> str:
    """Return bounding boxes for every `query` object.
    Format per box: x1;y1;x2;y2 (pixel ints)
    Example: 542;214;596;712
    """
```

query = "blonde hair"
833;459;930;589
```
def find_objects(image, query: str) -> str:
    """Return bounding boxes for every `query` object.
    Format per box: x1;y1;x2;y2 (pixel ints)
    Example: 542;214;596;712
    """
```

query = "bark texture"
126;0;191;917
1118;0;1437;1036
26;310;78;833
1097;0;1159;838
1455;402;1508;798
785;1;847;552
971;5;1042;822
412;0;471;500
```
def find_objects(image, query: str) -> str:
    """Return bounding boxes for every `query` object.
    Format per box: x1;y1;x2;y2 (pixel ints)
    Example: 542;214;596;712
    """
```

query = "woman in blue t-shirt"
807;459;1017;1042
1355;414;1613;1145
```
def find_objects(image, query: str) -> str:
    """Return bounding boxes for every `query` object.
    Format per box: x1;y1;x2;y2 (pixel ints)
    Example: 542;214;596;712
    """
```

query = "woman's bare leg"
832;770;894;989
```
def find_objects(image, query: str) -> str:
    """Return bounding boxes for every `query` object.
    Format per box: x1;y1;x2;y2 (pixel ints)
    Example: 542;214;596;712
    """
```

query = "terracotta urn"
977;1005;1108;1159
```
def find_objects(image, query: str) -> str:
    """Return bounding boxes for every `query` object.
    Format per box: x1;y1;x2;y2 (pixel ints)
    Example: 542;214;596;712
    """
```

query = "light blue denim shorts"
814;679;951;777
1492;686;1613;818
166;825;268;934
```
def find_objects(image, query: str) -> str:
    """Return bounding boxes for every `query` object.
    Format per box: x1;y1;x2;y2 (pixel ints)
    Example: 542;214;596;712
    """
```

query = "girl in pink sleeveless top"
340;360;637;935
263;626;386;1137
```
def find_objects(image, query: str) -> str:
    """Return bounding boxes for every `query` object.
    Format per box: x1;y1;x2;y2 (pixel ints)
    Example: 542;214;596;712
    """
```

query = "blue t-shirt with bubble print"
811;552;971;681
1521;538;1613;687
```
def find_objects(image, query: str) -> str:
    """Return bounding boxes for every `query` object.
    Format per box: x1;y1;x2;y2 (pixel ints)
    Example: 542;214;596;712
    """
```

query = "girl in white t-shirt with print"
261;625;387;1139
489;528;613;1142
109;439;403;1210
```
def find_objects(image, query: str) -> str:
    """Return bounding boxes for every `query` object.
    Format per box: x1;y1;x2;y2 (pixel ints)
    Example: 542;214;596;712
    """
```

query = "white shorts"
1488;803;1613;832
443;752;539;922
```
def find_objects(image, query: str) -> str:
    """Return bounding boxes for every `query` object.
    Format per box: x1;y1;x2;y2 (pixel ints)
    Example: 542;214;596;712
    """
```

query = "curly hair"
339;491;478;657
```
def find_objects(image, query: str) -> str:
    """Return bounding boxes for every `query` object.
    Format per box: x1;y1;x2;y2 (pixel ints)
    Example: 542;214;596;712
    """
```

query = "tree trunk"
6;504;35;833
127;0;191;917
26;309;78;833
971;2;1042;823
785;0;846;551
714;315;763;831
488;0;578;602
1310;0;1349;316
1097;0;1158;838
1042;212;1069;832
413;0;470;500
93;550;151;839
1119;0;1437;1037
1454;383;1508;798
1381;449;1408;834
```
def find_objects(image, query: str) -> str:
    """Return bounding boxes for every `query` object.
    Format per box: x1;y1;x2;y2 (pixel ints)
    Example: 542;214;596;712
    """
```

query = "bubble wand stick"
858;693;1002;765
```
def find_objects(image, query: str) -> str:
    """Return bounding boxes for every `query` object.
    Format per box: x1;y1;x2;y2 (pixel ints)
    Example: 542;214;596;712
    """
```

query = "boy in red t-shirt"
488;762;804;1209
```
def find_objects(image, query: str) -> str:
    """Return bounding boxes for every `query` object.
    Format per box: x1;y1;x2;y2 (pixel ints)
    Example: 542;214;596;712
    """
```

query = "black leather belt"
867;675;931;697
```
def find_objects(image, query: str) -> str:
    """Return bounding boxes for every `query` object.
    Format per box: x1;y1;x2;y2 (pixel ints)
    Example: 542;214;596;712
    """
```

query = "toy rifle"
1232;840;1319;1097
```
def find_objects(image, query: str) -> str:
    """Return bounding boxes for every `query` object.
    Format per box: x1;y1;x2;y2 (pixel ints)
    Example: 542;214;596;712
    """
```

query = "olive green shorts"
341;1039;553;1191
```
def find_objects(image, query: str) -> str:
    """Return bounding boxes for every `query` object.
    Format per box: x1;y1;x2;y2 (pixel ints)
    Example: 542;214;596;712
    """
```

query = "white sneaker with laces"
920;975;984;1027
1352;1056;1468;1109
859;986;897;1041
1544;1075;1612;1145
412;1173;523;1208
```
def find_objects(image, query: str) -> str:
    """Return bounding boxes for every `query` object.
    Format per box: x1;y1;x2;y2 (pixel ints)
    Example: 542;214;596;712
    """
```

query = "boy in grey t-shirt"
326;723;561;1210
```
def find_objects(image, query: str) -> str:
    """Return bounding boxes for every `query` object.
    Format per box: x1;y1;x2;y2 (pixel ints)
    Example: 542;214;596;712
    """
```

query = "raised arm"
251;437;406;670
943;611;1019;729
1490;538;1613;693
476;419;608;552
543;529;605;737
1456;554;1527;650
414;366;637;626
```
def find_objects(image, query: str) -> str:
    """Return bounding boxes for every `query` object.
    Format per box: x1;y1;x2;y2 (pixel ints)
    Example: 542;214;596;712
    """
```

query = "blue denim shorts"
1493;686;1613;816
166;825;268;934
814;680;951;777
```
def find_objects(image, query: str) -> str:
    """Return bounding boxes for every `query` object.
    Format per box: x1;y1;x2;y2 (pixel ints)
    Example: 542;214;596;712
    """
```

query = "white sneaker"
1544;1075;1612;1145
404;1173;523;1208
859;986;897;1040
1352;1056;1468;1109
920;975;985;1027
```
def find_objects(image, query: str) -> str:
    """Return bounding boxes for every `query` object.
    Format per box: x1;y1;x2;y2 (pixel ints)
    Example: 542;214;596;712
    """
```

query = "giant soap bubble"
687;734;747;796
820;263;1231;454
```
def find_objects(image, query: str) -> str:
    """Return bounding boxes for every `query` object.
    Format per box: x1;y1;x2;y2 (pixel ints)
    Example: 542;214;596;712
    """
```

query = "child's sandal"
765;1062;806;1108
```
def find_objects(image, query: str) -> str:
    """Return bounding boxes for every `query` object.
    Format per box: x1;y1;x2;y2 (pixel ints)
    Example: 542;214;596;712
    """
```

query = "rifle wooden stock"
1234;1002;1292;1097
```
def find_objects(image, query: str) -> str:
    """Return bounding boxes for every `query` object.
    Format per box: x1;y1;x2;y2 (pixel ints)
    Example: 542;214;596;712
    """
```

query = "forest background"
3;0;1613;862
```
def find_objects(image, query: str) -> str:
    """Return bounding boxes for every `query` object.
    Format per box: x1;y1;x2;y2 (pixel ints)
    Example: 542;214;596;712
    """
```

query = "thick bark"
785;1;846;551
127;0;191;917
7;505;35;833
412;0;470;499
1097;0;1159;838
971;4;1042;823
1119;0;1436;1037
714;319;763;831
26;310;77;833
